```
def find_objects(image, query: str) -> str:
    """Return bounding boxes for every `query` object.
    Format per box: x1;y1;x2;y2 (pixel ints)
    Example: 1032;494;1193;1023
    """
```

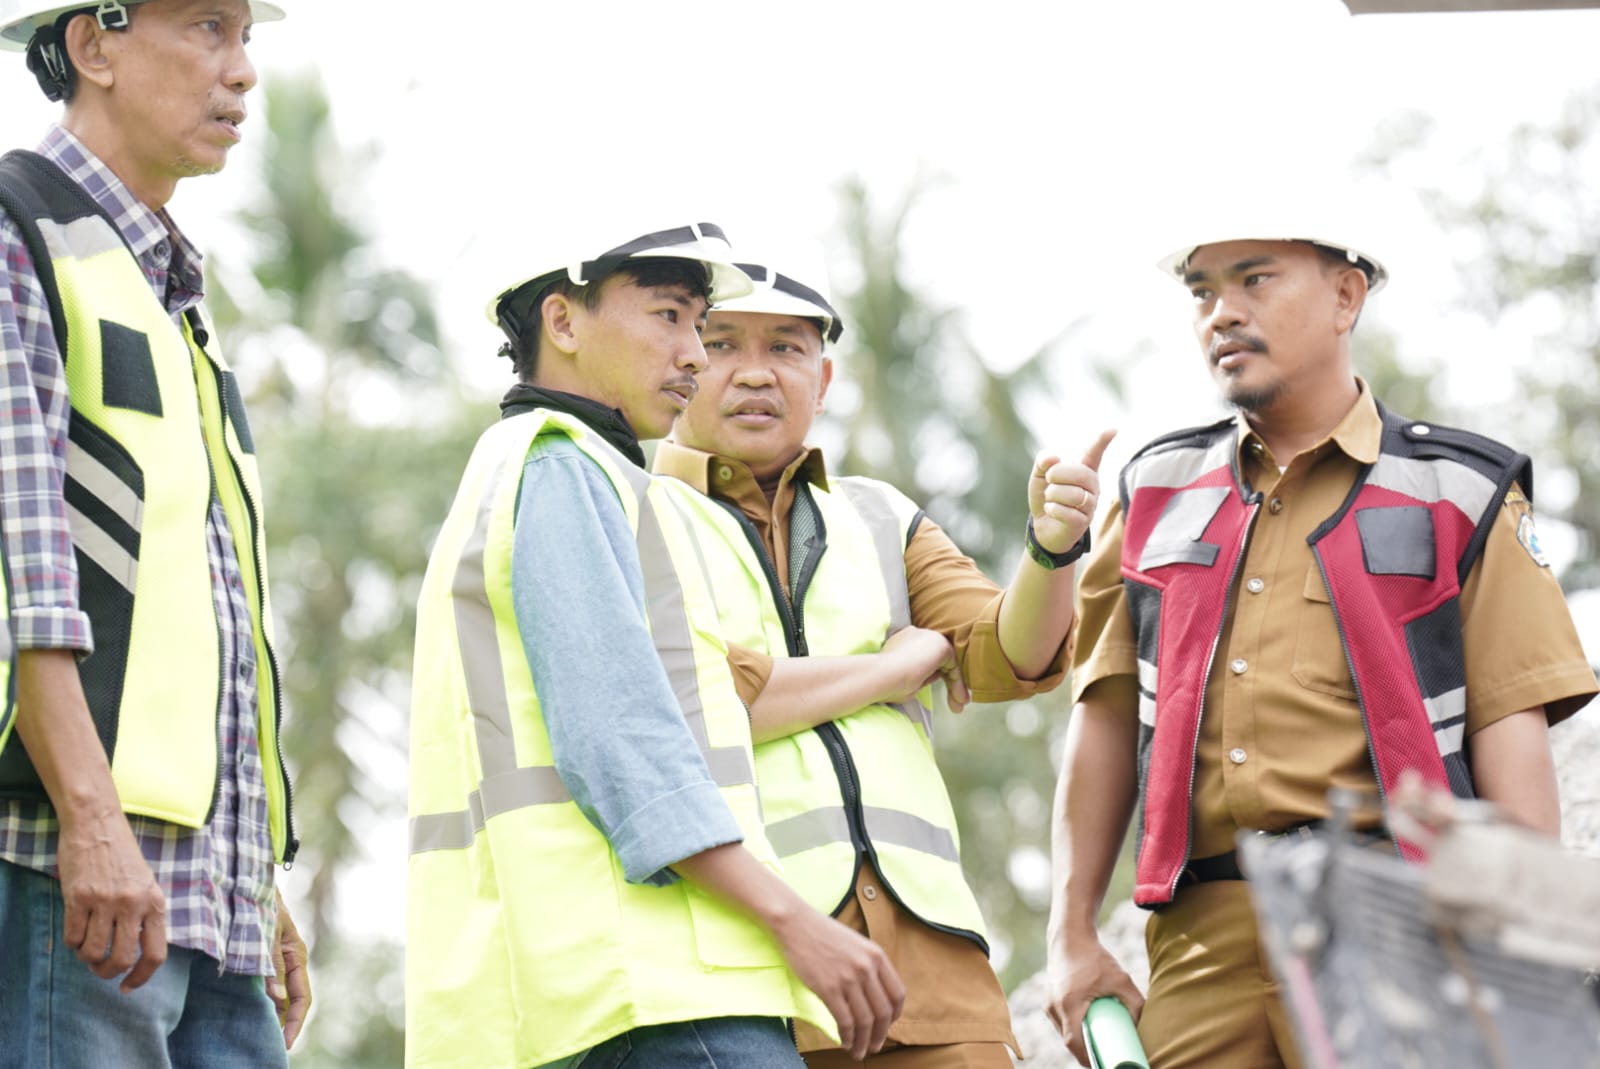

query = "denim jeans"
0;859;287;1069
575;1017;805;1069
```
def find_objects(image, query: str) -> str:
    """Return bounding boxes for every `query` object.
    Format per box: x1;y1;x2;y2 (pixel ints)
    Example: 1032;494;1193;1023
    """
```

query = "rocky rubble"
1005;710;1600;1067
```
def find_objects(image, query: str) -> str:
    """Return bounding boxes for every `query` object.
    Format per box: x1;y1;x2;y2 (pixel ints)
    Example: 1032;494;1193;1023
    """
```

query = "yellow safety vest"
406;409;830;1069
660;472;990;946
0;151;293;859
0;548;13;757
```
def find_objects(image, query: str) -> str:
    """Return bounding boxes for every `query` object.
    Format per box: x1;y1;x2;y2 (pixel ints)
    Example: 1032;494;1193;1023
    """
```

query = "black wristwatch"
1026;518;1091;571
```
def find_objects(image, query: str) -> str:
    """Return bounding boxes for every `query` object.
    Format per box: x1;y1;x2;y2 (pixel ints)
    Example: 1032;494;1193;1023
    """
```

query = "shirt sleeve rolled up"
510;437;743;886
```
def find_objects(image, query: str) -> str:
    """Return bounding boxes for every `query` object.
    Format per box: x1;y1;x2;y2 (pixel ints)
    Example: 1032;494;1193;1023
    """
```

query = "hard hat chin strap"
24;2;132;102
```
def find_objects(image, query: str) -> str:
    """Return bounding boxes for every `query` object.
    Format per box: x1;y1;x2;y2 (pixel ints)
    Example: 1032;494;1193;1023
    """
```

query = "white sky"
4;0;1599;950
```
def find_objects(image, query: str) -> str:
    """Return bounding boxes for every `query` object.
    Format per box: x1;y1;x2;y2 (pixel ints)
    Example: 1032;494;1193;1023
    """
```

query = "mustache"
1209;331;1267;361
664;376;699;400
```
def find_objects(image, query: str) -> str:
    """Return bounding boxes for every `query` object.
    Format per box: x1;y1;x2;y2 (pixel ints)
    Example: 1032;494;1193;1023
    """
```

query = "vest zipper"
201;319;299;865
1167;499;1259;902
717;497;987;950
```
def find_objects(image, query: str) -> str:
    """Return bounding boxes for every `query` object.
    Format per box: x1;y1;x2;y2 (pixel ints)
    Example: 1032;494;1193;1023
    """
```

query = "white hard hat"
714;261;844;346
486;222;753;344
0;0;285;52
1157;233;1388;295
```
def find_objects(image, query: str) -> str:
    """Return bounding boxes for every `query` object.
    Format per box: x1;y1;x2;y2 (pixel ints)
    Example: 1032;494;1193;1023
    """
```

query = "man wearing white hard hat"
1045;227;1597;1067
655;253;1114;1068
0;1;309;1064
407;226;906;1069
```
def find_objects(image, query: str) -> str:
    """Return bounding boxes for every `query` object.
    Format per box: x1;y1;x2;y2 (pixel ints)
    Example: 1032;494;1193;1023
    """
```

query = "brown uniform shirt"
655;440;1073;1054
1073;385;1597;860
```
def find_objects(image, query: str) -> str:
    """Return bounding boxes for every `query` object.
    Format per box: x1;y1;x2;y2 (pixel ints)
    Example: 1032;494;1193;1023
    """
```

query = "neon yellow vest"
406;409;830;1069
0;157;292;858
660;473;989;945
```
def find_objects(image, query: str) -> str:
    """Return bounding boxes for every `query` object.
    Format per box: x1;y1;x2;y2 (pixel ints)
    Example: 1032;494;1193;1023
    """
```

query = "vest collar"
499;384;646;467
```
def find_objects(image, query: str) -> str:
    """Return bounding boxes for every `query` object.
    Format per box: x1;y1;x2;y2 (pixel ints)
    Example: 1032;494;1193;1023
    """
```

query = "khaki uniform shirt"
656;440;1071;1053
1073;386;1597;860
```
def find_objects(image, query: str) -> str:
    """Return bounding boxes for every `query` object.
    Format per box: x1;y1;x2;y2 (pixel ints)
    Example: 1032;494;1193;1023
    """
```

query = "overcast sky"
5;0;1597;431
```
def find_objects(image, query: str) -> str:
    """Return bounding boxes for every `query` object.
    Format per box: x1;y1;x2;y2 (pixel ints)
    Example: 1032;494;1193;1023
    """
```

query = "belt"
1178;821;1392;888
1178;851;1245;886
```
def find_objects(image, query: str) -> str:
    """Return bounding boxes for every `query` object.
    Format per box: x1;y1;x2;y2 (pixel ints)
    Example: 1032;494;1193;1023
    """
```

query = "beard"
1222;374;1287;415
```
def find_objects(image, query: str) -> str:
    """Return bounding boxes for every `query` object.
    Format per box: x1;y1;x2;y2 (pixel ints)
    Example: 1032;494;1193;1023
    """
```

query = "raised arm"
996;428;1116;678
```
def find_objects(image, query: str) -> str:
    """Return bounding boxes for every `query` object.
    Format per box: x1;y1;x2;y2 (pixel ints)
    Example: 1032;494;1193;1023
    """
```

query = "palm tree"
210;70;486;1066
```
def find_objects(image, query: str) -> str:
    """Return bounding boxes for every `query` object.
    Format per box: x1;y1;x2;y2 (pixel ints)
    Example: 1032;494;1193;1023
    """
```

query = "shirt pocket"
1291;566;1358;701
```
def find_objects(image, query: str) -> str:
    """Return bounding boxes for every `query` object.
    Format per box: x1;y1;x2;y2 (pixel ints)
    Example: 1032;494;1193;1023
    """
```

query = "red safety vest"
1118;406;1529;907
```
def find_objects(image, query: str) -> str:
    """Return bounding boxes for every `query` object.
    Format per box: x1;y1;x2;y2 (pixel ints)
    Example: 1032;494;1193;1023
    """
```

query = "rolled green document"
1083;996;1150;1069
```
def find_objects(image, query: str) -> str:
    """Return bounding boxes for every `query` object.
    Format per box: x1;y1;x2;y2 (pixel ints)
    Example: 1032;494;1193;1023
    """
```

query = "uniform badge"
1516;513;1550;568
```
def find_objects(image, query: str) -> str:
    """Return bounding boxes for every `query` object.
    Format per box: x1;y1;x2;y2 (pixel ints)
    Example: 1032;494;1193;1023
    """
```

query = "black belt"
1178;851;1245;885
1178;821;1391;888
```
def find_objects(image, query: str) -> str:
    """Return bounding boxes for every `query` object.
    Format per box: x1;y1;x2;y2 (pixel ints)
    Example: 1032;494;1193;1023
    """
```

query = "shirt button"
1268;497;1284;514
1229;747;1249;764
154;240;170;259
862;885;878;901
716;465;734;482
1230;658;1248;675
1246;577;1265;594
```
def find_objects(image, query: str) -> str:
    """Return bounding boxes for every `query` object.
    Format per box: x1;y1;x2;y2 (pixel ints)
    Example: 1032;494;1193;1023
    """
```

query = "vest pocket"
1292;567;1357;701
99;320;164;417
684;885;782;968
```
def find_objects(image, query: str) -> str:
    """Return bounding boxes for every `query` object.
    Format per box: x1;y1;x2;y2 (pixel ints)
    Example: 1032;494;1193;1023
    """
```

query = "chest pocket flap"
1354;505;1436;580
1138;485;1229;571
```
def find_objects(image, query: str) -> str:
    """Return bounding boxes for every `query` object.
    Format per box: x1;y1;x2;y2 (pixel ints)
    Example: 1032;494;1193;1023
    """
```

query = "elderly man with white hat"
0;1;309;1063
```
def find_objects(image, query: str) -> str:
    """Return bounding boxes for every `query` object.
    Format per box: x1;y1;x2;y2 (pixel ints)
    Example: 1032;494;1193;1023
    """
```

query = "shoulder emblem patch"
1516;512;1550;568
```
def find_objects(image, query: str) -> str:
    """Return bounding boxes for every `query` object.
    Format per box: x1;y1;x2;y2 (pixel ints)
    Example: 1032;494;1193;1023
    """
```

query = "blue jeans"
576;1017;805;1069
0;859;287;1069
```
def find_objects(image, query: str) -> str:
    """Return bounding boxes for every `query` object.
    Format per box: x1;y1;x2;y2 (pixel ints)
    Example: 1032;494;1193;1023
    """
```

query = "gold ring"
1077;487;1090;509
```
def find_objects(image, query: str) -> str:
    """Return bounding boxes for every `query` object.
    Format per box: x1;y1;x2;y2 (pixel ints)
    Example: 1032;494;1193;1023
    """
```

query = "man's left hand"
1029;429;1117;554
269;887;312;1049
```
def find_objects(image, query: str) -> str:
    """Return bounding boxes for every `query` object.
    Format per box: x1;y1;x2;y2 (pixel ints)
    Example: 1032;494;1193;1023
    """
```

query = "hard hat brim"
1157;237;1387;295
1;0;285;51
485;223;753;343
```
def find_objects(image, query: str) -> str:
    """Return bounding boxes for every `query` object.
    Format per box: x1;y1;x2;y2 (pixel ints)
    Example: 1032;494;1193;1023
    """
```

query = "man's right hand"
56;805;167;992
878;626;969;712
1044;935;1145;1067
16;649;167;994
772;906;906;1061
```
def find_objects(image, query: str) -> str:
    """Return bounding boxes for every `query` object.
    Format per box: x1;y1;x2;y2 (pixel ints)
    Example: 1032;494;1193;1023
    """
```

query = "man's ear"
541;293;581;357
1332;266;1369;335
64;12;115;91
814;355;835;414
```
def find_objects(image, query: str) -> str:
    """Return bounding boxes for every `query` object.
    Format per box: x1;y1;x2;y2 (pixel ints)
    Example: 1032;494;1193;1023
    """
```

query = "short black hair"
505;258;712;380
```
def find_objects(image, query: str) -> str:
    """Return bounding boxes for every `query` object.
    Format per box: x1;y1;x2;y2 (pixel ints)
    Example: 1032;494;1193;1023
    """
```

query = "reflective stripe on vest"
406;411;829;1069
0;152;292;858
659;470;988;944
1119;411;1527;907
407;437;755;855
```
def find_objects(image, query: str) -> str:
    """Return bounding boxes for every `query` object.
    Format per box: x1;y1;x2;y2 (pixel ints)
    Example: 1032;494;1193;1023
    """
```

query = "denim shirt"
510;433;743;886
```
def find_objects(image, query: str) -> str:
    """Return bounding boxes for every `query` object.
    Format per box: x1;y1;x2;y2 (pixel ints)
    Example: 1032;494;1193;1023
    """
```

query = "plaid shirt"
0;126;276;975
